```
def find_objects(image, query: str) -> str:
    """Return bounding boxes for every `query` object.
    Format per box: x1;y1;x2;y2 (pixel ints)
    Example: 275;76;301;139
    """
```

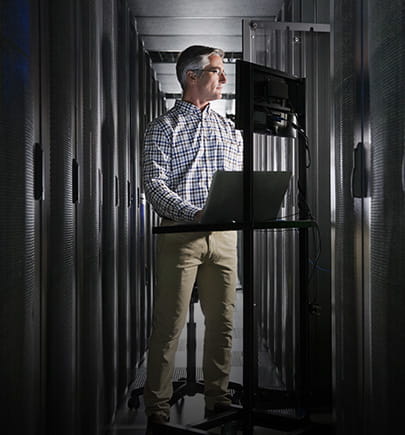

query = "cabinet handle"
98;169;103;205
351;142;368;198
115;175;119;207
72;158;79;203
33;143;43;200
127;180;132;208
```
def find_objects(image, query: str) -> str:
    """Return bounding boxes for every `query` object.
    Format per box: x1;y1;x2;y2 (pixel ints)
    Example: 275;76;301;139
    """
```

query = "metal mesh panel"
101;0;119;420
46;1;77;433
76;0;104;433
129;16;142;369
252;133;298;392
332;1;365;433
368;0;405;431
138;45;148;357
117;0;131;400
0;1;41;432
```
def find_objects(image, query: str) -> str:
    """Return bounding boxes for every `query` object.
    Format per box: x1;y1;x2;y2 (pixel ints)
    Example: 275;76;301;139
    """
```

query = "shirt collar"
174;99;211;117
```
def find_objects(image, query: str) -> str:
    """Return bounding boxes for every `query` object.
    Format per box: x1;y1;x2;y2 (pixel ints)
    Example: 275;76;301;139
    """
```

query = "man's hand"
193;210;204;223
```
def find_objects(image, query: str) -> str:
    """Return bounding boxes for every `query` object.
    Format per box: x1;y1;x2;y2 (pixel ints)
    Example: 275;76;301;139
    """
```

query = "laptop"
200;170;292;224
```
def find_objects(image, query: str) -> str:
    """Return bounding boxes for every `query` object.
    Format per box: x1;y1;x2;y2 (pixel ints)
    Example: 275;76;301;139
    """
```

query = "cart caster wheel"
128;395;140;409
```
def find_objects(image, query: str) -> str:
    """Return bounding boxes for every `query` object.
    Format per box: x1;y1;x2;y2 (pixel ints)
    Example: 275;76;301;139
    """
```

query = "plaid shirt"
143;100;243;222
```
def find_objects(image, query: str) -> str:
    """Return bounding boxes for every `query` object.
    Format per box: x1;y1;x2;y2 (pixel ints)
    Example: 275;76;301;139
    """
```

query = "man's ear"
186;70;198;82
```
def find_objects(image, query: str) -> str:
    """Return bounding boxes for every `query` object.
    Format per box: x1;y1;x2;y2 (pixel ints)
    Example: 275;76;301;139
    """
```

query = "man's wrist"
193;210;204;223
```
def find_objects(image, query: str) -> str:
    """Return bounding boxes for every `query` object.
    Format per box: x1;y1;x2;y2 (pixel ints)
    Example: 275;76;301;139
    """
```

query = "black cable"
292;122;312;168
253;115;323;308
277;211;300;220
308;220;322;294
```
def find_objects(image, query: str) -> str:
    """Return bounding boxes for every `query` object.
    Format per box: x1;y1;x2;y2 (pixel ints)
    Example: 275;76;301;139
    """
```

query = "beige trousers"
143;221;238;418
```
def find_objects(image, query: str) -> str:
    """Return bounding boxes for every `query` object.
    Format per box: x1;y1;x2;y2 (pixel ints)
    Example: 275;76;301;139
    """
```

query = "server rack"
242;17;332;411
129;9;143;382
117;0;131;399
100;0;120;421
138;40;148;358
1;1;165;433
45;1;80;433
144;53;154;343
332;0;405;433
75;0;104;433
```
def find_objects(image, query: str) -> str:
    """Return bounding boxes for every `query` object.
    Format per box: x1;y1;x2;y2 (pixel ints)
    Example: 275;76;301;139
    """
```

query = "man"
142;45;243;430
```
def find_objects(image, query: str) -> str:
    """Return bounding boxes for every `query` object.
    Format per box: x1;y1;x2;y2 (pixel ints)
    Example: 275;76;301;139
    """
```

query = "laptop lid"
200;170;292;224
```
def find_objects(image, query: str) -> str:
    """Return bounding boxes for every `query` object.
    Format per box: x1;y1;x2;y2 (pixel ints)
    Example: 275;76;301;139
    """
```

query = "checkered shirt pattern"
143;100;244;222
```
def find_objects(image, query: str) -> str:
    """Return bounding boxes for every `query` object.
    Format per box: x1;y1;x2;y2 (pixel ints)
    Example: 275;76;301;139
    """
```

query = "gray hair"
176;45;225;90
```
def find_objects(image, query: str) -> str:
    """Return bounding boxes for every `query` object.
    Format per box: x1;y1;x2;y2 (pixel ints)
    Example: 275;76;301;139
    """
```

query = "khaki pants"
143;221;238;418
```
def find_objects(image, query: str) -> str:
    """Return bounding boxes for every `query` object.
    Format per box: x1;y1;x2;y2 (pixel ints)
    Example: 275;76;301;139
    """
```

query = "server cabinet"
101;0;120;421
331;1;364;432
135;45;165;367
0;1;42;433
75;0;104;433
242;12;331;409
138;42;149;358
129;18;143;369
43;0;81;433
145;66;156;340
332;0;405;433
116;0;132;399
2;1;166;433
367;0;405;430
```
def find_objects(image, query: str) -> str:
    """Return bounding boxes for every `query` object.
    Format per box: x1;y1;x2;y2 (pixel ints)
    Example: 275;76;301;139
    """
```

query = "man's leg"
143;229;207;419
197;231;238;411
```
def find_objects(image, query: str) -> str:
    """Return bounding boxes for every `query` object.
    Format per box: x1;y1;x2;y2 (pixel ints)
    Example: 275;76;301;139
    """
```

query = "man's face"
195;54;227;102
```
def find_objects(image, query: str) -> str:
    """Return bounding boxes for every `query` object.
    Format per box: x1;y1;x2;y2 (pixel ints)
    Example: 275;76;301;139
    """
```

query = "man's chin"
207;91;223;102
